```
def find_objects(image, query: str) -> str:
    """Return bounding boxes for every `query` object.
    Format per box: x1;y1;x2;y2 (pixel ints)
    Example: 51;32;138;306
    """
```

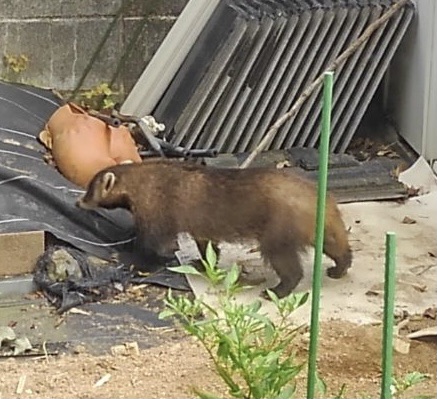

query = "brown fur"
76;159;352;298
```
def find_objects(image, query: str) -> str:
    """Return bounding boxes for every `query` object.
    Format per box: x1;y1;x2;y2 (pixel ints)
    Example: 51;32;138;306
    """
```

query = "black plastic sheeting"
0;80;137;261
34;245;134;313
33;244;191;313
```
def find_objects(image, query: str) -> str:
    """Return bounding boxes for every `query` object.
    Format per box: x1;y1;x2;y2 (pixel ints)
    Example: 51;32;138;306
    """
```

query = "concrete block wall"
0;0;189;93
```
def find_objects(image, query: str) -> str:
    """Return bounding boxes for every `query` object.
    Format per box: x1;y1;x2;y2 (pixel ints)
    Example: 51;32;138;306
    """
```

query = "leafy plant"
390;371;431;399
3;53;29;74
2;53;29;83
332;383;347;399
330;371;431;399
159;242;309;399
81;82;117;109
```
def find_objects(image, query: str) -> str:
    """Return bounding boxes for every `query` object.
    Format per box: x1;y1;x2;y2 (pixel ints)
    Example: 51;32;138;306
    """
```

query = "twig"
42;340;49;364
240;0;410;169
16;375;26;394
398;279;427;292
94;373;112;388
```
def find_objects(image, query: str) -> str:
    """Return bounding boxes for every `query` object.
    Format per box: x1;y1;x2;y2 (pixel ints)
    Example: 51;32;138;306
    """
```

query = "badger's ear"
102;172;116;196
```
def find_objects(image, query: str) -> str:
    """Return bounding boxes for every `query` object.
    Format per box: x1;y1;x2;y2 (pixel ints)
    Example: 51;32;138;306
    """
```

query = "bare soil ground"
0;317;435;399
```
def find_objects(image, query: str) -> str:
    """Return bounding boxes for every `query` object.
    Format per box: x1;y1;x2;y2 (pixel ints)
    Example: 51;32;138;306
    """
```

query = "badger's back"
106;160;344;249
121;160;272;242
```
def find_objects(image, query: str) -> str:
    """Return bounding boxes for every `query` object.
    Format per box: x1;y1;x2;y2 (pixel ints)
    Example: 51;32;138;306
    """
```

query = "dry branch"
240;0;410;169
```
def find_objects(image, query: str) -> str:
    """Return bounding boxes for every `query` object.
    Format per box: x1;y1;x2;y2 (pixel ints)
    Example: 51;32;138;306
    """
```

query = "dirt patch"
308;319;437;398
0;318;435;399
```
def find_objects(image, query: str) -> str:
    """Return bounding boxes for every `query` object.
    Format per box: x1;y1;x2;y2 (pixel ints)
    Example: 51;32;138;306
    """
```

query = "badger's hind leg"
327;249;352;279
323;224;352;279
260;239;303;299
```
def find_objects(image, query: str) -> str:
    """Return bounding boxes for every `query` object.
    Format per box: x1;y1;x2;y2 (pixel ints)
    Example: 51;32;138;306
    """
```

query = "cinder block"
0;231;45;276
0;18;123;90
0;0;122;19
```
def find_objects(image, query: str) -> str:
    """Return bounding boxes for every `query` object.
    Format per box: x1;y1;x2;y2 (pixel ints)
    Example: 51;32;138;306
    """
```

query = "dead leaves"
347;137;401;161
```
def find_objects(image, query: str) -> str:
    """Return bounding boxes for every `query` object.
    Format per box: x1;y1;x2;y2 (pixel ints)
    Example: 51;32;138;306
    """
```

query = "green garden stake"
381;232;397;399
306;71;334;399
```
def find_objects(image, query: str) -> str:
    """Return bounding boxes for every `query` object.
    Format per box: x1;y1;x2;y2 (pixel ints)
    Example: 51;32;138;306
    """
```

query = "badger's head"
76;168;130;211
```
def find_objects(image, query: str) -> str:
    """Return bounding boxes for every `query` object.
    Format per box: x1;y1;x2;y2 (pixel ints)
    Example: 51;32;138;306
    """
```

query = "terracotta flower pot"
39;102;141;188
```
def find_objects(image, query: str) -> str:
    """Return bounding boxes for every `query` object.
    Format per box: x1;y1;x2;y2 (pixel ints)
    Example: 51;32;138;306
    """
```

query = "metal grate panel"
153;0;415;154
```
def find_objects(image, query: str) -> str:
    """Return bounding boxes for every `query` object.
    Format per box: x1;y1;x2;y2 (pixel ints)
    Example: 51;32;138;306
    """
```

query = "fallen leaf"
276;160;291;169
428;251;436;258
405;185;421;197
423;307;436;319
402;216;417;224
113;282;124;292
365;289;383;297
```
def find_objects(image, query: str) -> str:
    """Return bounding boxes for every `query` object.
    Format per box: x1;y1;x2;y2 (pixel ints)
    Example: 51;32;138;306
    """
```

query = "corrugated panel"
153;0;416;153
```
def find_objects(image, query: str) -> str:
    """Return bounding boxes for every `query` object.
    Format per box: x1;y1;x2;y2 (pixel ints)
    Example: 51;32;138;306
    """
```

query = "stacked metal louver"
153;0;415;154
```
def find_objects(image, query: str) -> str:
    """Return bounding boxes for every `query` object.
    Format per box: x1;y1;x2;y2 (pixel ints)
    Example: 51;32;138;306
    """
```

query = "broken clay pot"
39;102;141;188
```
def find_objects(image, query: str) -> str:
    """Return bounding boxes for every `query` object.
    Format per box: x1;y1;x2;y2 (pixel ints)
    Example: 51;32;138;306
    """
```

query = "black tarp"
0;80;137;261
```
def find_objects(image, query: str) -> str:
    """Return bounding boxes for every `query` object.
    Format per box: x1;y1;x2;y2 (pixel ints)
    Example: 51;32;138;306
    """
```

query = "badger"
76;158;352;298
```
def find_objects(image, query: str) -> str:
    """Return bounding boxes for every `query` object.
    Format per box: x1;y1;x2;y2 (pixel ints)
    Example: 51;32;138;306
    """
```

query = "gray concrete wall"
388;0;437;161
0;0;189;93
